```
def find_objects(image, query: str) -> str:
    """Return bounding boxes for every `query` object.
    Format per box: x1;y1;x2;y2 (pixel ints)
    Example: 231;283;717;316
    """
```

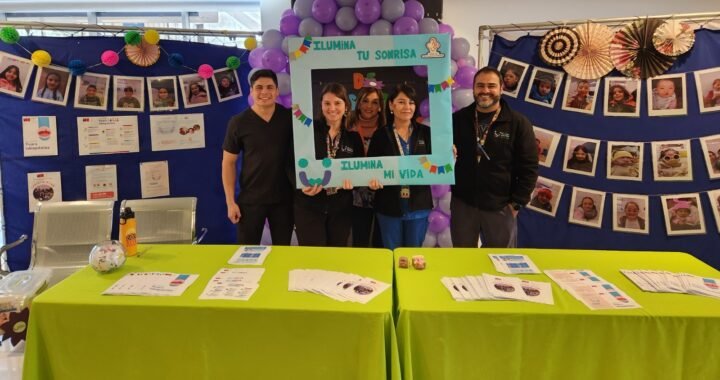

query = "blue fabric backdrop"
0;37;251;270
490;29;720;269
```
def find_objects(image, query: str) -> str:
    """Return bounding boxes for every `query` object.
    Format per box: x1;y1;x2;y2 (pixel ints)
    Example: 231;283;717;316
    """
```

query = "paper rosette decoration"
562;22;614;80
652;20;695;57
125;40;161;67
610;18;676;79
539;27;580;66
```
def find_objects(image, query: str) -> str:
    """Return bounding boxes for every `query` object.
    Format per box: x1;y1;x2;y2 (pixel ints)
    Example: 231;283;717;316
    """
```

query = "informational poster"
140;160;169;198
149;113;206;151
85;164;118;200
22;116;58;157
27;171;62;212
77;116;140;156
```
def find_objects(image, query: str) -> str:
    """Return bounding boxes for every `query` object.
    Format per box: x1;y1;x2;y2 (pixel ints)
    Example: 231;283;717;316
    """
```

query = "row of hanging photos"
497;56;720;116
0;51;243;112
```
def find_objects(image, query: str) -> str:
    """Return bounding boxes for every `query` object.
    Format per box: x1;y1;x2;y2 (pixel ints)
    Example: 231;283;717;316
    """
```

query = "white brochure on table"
228;246;271;265
27;171;62;212
77;115;139;155
149;113;205;151
103;272;198;296
85;164;117;200
199;268;265;300
139;160;170;198
22;116;58;157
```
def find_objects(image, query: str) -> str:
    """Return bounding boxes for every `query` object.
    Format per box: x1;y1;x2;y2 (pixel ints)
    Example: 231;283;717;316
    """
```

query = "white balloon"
451;37;470;60
293;0;313;19
262;29;283;49
247;67;260;84
418;18;439;34
439;192;451;215
281;35;297;55
277;72;291;95
298;17;324;37
451;59;458;77
335;6;358;31
422;230;438;247
381;0;405;22
452;88;474;109
437;228;453;247
369;19;392;35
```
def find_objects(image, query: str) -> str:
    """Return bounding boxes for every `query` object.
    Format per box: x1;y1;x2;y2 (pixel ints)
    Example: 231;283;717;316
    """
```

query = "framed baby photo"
179;73;211;109
606;141;643;181
113;75;145;112
651;140;693;181
0;51;34;98
612;194;649;235
213;68;242;102
694;67;720;113
563;136;600;177
706;189;720;234
699;134;720;180
147;76;179;112
497;57;529;98
568;187;606;229
74;73;110;111
524;66;564;108
661;194;706;236
527;176;565;217
647;73;687;117
31;65;71;106
533;126;561;168
561;76;599;115
603;77;641;117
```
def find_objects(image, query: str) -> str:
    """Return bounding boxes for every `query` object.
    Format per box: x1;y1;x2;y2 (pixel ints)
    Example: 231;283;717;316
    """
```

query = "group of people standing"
222;67;538;250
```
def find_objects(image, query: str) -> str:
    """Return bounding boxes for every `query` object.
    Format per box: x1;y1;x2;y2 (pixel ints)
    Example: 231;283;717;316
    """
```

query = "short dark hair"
250;69;278;87
86;85;97;90
123;86;134;92
473;66;502;85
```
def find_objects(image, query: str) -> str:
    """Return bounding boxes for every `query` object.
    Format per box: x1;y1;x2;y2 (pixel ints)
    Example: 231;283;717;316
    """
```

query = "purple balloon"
248;47;267;68
262;48;288;73
392;16;418;35
280;15;301;36
355;0;381;24
247;95;255;107
293;0;313;19
413;65;427;77
262;29;283;49
335;6;358;31
281;8;295;18
419;98;430;118
455;66;478;89
298;17;324;37
312;0;338;24
438;23;454;38
369;19;392;35
451;37;471;60
351;23;370;36
452;88;474;109
403;0;425;21
323;23;346;36
437;228;453;247
456;55;476;68
431;184;450;199
438;192;451;215
277;94;293;108
428;210;450;234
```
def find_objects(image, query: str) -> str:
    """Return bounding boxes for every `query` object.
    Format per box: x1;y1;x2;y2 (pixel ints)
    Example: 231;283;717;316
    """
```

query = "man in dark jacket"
451;67;538;247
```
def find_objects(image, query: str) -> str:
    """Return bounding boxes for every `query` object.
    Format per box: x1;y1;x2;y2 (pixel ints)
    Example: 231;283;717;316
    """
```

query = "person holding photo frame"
294;82;364;247
368;83;432;250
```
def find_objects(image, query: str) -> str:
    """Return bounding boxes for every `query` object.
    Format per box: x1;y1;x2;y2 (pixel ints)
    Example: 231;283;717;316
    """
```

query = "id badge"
400;186;410;199
326;187;338;195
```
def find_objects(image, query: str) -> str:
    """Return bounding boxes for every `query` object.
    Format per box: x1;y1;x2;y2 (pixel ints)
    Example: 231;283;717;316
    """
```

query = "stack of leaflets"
228;245;271;265
103;272;198;296
545;269;641;310
488;254;540;274
199;268;265;301
441;274;554;304
288;269;390;304
621;270;720;299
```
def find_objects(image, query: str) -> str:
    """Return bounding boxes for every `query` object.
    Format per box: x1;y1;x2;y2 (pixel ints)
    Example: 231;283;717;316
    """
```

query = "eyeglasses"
663;154;680;161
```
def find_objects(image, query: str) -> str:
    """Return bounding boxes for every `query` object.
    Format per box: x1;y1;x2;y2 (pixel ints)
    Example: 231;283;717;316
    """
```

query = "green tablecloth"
23;245;400;380
394;248;720;380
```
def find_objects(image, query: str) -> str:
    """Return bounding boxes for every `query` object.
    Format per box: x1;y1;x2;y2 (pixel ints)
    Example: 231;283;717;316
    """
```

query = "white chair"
31;200;114;286
0;235;28;278
120;197;206;244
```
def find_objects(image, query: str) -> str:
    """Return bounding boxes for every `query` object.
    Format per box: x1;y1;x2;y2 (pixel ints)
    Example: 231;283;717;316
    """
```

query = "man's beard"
475;93;500;110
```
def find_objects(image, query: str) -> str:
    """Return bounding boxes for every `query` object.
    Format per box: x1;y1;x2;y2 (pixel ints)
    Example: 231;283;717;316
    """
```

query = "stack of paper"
103;272;198;296
199;268;265;301
488;254;541;274
228;246;271;265
288;269;390;304
545;269;641;310
621;270;720;299
441;274;554;304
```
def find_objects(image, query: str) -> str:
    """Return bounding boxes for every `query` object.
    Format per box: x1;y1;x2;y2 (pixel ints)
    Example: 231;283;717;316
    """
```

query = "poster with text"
22;116;58;157
140;161;170;198
27;171;62;212
85;165;118;200
149;113;206;151
77;116;140;156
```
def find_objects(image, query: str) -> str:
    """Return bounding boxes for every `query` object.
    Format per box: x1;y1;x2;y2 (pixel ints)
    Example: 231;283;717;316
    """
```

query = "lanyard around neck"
474;106;501;162
326;129;341;158
393;125;413;156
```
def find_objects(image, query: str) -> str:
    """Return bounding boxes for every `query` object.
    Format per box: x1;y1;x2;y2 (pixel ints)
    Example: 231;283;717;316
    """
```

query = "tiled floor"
0;353;23;380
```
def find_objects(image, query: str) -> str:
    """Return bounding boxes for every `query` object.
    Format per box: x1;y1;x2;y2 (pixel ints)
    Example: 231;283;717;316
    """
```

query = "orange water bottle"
119;207;137;257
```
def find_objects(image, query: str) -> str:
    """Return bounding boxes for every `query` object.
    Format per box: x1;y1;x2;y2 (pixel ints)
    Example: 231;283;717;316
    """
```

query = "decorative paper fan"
562;22;614;80
125;40;160;67
610;18;676;79
539;27;580;66
653;20;695;56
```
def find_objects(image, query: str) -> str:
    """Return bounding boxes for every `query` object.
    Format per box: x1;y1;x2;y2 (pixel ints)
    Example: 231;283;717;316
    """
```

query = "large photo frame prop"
289;34;453;188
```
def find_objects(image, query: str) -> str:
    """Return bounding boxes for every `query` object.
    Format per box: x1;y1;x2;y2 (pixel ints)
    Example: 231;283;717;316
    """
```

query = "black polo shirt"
222;105;293;204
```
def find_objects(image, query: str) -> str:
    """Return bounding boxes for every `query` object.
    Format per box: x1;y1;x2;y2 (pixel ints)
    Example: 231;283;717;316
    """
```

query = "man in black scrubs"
222;69;294;244
451;67;538;248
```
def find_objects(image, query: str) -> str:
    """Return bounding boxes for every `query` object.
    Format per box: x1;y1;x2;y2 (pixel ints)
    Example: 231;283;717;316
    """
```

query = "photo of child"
148;76;179;111
652;140;693;181
74;73;109;111
613;194;649;234
607;143;642;181
532;126;561;168
648;74;686;117
700;135;720;179
569;187;605;228
563;137;599;176
661;195;706;236
694;67;720;113
527;176;565;217
0;52;34;98
562;77;598;114
604;78;640;117
212;68;242;102
525;67;564;108
179;73;211;109
114;76;145;112
31;65;71;106
497;57;529;98
707;190;720;234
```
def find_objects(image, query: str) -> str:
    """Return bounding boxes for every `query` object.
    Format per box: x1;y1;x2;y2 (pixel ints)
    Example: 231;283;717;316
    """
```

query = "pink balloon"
101;50;119;66
198;64;214;79
428;210;450;234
